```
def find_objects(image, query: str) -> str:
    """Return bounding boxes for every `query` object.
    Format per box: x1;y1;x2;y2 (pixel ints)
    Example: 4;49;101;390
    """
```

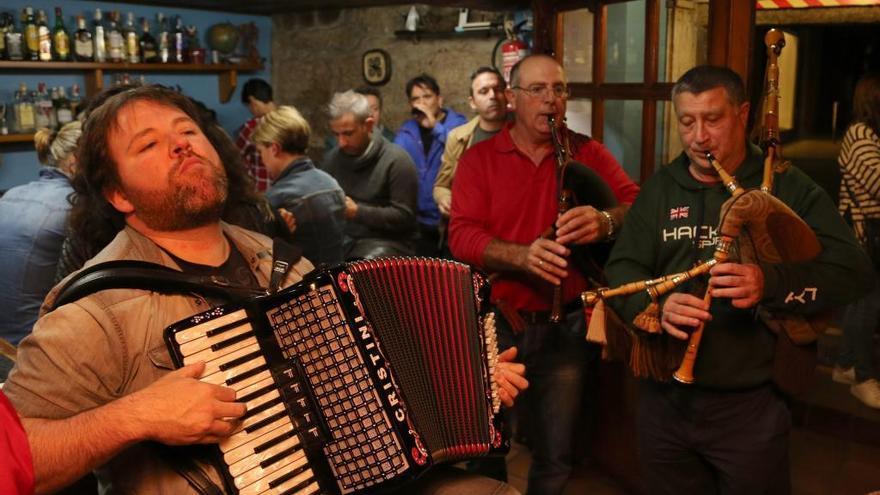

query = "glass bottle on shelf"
34;83;54;129
5;13;23;61
124;12;139;64
37;9;52;62
107;11;124;63
69;84;82;119
172;16;185;63
52;7;70;61
157;13;169;63
14;83;35;133
55;86;73;126
93;9;106;63
23;7;39;61
140;17;158;63
73;15;93;61
0;13;8;60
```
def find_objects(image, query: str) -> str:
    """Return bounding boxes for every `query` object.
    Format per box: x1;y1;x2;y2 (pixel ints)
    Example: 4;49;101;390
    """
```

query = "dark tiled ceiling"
102;0;529;15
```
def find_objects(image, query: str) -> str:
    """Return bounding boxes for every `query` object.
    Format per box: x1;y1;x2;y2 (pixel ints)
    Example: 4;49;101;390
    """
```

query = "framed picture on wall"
362;49;392;85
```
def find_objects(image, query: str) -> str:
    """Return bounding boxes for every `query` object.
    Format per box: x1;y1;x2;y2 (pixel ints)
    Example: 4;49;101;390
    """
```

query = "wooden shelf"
394;28;503;41
0;60;264;103
0;133;35;145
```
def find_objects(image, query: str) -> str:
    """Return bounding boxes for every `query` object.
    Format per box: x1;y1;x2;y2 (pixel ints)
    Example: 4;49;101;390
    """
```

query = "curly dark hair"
67;84;271;264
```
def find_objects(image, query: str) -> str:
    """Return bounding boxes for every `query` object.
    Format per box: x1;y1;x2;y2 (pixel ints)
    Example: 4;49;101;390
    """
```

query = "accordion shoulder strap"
47;237;301;311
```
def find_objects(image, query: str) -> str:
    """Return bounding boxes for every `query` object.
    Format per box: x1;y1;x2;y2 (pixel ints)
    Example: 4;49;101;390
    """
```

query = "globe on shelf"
206;22;239;57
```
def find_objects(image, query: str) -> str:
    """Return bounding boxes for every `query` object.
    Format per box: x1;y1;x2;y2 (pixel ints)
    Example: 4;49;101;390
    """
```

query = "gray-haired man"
322;90;419;258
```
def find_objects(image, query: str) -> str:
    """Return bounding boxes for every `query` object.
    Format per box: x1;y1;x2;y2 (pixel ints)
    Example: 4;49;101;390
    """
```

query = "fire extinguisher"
493;20;530;84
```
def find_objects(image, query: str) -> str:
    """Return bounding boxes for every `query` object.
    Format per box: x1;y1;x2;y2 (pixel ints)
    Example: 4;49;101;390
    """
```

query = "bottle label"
75;37;93;58
38;26;52;61
54;32;70;58
19;104;35;131
25;26;39;52
126;33;139;63
6;33;23;60
109;32;124;61
57;108;73;125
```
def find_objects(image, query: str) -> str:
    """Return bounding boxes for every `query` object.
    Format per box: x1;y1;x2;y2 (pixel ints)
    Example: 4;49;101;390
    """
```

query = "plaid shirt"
235;117;270;192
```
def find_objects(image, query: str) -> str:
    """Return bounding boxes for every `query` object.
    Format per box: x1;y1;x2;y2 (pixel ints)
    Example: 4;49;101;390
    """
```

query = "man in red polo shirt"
449;54;639;495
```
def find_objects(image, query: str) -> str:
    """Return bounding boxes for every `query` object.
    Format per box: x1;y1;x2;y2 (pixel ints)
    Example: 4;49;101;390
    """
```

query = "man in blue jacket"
395;74;467;256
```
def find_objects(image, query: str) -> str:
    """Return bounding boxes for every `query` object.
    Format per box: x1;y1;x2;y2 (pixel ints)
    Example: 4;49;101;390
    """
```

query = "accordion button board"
165;259;507;495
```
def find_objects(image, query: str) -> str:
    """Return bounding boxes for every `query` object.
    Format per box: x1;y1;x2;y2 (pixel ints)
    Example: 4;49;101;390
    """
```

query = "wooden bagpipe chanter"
580;29;828;386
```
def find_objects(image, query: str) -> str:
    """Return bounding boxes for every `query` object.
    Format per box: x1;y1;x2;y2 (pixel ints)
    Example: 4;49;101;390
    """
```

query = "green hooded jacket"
605;143;875;389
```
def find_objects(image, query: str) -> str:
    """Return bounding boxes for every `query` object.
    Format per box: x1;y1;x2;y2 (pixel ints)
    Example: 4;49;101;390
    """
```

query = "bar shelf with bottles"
0;7;262;106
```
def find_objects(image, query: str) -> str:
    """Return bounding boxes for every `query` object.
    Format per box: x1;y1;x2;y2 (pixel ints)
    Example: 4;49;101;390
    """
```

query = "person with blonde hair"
0;121;81;376
253;105;346;265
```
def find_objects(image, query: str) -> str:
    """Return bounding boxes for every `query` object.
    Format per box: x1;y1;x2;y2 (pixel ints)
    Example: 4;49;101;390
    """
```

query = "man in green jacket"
605;65;874;494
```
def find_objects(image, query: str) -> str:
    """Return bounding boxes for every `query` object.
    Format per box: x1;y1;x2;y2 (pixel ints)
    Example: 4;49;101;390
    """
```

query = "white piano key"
223;419;294;464
199;342;262;378
173;309;249;345
179;323;254;358
228;433;302;477
221;416;290;455
260;467;317;495
235;448;308;492
200;353;266;387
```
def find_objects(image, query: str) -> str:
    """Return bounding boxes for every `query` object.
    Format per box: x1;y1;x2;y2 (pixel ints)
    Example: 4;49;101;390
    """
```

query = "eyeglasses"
512;85;571;99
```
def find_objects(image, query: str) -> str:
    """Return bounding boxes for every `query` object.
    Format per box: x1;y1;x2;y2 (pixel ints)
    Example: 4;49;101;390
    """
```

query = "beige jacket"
433;116;481;214
4;222;313;494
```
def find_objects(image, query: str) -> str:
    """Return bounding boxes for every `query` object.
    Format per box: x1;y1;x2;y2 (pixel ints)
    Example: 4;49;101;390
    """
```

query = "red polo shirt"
449;124;639;312
0;390;34;495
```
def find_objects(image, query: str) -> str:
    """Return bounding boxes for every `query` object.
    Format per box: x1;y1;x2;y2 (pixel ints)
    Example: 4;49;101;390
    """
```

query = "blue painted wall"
0;0;271;191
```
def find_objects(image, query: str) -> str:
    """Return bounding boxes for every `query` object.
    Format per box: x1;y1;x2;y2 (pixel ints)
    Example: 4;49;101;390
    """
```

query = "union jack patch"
670;206;689;220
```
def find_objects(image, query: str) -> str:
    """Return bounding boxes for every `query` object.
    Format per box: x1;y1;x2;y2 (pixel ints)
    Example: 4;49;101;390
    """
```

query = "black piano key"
204;319;248;338
220;350;264;371
279;477;319;495
211;330;255;352
253;429;297;454
259;445;300;470
227;363;268;386
268;461;311;488
242;396;283;421
245;410;287;434
238;382;276;404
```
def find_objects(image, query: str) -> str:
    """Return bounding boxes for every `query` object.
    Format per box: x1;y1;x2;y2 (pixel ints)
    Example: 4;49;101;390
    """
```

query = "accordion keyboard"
267;283;409;494
172;309;322;495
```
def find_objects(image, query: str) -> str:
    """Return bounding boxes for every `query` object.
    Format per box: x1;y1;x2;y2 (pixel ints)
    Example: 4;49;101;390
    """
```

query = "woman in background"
835;72;880;409
0;122;80;380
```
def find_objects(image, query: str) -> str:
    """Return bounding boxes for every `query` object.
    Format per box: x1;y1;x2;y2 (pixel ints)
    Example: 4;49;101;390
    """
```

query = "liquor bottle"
55;86;73;126
93;9;106;63
37;9;52;62
4;13;23;61
23;7;39;61
69;84;82;119
0;13;8;60
52;7;70;61
73;16;93;61
157;13;169;63
124;12;139;63
172;16;185;63
139;17;158;63
34;83;55;129
107;11;124;63
14;83;36;133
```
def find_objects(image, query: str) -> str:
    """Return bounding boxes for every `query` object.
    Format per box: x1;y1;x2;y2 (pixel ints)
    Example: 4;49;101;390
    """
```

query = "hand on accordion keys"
494;347;529;408
129;361;246;445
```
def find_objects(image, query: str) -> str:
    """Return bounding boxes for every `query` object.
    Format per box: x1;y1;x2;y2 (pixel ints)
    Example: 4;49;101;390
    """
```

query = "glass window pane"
662;1;710;83
562;9;594;83
606;1;645;84
657;100;683;168
603;100;643;182
565;98;592;137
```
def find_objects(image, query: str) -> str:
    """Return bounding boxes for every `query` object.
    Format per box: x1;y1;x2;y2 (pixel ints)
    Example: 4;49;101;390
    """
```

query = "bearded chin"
131;173;229;232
